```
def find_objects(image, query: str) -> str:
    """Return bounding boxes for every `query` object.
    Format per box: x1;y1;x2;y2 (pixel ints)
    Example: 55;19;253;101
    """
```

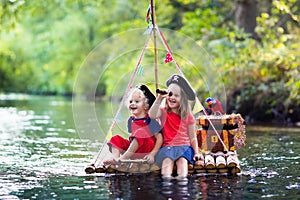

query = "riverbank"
247;124;300;132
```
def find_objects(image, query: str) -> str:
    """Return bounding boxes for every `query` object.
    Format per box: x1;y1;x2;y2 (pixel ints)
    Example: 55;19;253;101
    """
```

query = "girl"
104;84;162;165
149;74;203;178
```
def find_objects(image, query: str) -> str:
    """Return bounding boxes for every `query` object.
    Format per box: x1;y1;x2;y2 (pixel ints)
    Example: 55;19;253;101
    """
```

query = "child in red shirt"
104;84;162;165
149;74;203;178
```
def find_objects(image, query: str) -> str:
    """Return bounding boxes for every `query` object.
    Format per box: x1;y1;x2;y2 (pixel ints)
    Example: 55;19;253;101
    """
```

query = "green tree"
180;0;300;122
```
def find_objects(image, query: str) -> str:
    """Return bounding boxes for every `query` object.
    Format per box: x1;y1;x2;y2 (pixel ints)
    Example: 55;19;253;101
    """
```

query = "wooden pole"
150;0;159;90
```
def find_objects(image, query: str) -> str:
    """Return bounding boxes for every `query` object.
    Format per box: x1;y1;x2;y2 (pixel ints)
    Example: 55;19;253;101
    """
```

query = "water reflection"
92;174;246;200
160;177;195;200
0;95;300;199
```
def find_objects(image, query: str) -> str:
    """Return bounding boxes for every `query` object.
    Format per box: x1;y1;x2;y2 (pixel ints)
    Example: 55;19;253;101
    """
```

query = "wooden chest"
196;129;235;152
196;114;245;152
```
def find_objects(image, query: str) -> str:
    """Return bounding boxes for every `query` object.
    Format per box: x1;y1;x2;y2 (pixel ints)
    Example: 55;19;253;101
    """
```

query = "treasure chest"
196;129;235;152
196;114;246;152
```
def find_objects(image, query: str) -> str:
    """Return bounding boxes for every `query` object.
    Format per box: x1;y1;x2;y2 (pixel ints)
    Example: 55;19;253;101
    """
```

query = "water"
0;94;299;199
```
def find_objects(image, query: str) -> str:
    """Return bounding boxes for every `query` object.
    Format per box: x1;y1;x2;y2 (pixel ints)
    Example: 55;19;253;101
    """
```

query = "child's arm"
149;95;164;119
119;138;139;161
188;123;203;161
144;133;163;164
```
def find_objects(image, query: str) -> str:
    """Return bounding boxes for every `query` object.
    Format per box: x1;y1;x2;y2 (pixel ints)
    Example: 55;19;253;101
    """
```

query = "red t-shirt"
160;107;195;147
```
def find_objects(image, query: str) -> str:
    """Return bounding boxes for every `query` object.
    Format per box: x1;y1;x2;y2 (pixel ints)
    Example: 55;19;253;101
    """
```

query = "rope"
92;3;230;167
156;26;181;72
156;26;229;152
91;31;153;166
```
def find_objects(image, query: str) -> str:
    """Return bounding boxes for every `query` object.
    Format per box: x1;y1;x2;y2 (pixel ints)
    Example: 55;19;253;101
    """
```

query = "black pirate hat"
136;84;156;108
166;74;195;101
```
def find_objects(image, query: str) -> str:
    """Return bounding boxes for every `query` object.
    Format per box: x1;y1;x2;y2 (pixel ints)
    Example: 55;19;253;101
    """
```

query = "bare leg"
120;138;139;160
103;146;121;165
111;146;121;157
161;158;174;178
176;157;188;178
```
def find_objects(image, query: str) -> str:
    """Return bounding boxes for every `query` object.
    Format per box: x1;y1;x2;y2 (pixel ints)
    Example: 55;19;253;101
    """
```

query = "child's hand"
143;154;155;164
156;89;171;98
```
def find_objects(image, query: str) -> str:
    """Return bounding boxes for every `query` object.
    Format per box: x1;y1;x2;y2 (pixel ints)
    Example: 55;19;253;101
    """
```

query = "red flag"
164;52;173;64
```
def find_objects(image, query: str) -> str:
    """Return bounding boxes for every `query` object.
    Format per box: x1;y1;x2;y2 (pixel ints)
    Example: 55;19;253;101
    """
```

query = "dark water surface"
0;94;299;199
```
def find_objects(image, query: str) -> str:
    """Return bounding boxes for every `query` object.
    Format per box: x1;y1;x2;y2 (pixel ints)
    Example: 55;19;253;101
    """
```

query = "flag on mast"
164;52;174;64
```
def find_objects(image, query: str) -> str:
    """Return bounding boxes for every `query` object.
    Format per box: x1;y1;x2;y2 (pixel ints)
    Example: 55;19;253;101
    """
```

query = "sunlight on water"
0;96;101;199
0;95;299;199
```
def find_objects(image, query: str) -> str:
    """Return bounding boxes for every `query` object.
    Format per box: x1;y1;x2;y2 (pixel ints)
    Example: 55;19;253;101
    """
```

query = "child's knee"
176;157;188;165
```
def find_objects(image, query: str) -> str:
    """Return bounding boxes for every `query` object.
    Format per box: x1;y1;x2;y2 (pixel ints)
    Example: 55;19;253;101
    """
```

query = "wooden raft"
85;153;241;174
85;113;245;175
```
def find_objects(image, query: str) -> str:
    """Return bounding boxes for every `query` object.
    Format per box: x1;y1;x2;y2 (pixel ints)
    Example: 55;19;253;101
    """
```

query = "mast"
150;0;159;90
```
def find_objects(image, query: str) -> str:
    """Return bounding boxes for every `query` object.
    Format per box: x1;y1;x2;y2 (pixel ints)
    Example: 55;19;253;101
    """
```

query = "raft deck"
85;114;245;175
85;152;241;174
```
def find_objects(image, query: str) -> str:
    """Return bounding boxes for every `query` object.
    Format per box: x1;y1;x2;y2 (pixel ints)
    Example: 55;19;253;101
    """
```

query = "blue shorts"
155;145;195;165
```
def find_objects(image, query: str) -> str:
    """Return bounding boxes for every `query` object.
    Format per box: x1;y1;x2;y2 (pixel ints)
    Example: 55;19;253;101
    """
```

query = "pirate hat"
136;84;156;108
166;74;195;101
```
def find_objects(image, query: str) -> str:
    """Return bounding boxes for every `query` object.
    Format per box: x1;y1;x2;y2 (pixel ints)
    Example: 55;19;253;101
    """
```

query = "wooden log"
85;164;96;174
150;164;160;173
106;165;116;173
117;163;129;172
139;163;150;173
215;152;226;169
128;163;140;173
188;164;195;174
95;166;106;173
194;160;204;169
204;154;215;169
188;164;194;170
207;169;218;173
216;156;226;169
231;164;241;174
227;153;238;168
218;168;228;173
195;169;206;173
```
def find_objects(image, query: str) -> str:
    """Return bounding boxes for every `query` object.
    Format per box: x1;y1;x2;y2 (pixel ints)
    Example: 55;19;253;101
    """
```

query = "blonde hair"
165;85;191;119
126;88;150;110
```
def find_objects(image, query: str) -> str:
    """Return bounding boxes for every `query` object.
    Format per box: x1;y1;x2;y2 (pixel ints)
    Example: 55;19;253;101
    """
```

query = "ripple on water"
1;96;300;199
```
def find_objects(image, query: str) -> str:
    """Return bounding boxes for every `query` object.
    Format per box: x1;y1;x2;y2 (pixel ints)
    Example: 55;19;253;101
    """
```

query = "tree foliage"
179;0;300;123
0;0;299;123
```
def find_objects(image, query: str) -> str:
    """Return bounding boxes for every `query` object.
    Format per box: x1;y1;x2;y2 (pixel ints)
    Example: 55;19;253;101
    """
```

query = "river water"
0;94;299;199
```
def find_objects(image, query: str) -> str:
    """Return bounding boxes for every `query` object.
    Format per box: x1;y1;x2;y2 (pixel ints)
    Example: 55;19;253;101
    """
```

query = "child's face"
167;84;181;110
128;92;147;118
